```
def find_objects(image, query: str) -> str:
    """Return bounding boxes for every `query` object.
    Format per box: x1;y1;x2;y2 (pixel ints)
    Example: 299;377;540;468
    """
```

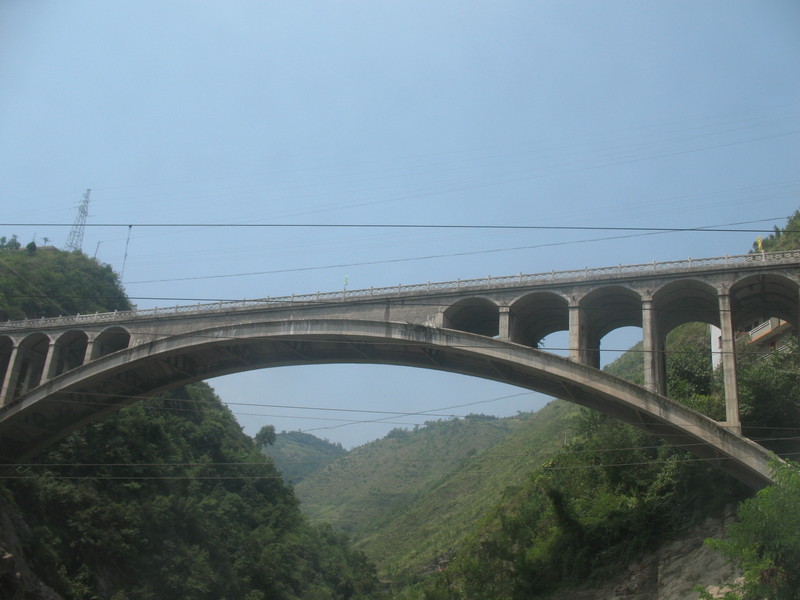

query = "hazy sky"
1;1;798;447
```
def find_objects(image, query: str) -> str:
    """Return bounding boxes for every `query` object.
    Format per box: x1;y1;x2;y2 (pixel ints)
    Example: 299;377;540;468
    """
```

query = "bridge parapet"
2;251;798;332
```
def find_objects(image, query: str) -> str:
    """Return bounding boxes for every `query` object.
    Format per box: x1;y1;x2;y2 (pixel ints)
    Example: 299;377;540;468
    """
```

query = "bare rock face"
564;506;741;600
0;549;25;600
655;514;737;600
0;496;62;600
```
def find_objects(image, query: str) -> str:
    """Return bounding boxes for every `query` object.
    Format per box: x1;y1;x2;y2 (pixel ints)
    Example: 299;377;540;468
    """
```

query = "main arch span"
2;251;799;488
0;319;777;489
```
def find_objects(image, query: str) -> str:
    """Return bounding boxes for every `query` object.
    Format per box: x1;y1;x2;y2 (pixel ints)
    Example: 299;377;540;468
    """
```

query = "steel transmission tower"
65;189;91;252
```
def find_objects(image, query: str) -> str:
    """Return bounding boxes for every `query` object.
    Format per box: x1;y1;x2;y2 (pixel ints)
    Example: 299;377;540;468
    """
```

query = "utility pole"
65;189;91;252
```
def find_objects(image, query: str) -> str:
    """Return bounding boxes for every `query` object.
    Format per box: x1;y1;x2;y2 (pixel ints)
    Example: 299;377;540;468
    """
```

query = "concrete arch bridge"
2;251;799;489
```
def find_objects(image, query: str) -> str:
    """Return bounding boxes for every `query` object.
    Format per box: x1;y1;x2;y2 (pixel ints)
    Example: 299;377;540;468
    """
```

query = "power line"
0;220;790;232
18;105;796;209
2;216;787;286
3;452;797;481
125;237;776;285
120;216;788;284
41;390;539;422
2;437;795;470
39;380;799;438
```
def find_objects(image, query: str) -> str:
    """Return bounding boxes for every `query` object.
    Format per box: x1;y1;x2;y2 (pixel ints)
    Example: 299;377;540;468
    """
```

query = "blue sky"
1;1;798;447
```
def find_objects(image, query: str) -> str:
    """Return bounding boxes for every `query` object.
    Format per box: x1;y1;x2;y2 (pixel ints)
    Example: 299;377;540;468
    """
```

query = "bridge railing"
3;250;800;330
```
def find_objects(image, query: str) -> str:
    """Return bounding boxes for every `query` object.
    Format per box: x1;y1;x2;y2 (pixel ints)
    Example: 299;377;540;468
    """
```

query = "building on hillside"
710;318;794;370
744;317;793;354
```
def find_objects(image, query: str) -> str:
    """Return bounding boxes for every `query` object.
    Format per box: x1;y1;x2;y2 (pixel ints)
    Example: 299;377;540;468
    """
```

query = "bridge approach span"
0;319;774;489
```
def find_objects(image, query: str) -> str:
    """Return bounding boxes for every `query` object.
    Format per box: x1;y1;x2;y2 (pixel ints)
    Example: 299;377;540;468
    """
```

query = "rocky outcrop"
0;496;62;600
567;506;741;600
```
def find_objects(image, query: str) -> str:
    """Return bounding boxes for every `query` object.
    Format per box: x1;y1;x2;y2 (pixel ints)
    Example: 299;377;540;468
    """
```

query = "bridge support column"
84;337;96;363
586;336;601;369
20;355;42;396
499;307;513;342
42;340;60;382
718;291;741;431
569;300;596;366
0;345;20;405
568;302;581;362
797;287;800;343
642;299;665;394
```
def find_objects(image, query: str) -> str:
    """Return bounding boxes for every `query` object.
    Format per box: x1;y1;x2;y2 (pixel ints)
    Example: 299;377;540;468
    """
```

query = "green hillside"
0;241;132;320
294;404;574;583
357;402;575;583
296;415;521;538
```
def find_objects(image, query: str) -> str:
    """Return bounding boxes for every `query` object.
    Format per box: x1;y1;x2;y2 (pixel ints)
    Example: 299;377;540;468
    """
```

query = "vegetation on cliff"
4;383;377;599
700;458;800;600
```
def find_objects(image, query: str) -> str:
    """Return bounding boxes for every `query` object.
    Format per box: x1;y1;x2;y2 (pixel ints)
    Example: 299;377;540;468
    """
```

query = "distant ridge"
264;430;347;484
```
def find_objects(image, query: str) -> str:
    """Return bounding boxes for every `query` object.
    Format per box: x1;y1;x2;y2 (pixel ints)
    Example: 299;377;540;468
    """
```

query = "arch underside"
0;319;773;488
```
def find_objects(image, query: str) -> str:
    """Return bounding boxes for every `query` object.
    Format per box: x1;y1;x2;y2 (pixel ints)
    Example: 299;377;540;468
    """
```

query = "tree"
736;338;800;457
0;234;20;250
255;424;276;449
700;459;800;600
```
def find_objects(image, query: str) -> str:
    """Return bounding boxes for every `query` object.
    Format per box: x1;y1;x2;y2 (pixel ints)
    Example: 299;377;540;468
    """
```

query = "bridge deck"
2;250;799;332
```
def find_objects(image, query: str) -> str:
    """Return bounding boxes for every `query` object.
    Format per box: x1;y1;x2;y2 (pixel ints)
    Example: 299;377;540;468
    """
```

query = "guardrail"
3;250;799;330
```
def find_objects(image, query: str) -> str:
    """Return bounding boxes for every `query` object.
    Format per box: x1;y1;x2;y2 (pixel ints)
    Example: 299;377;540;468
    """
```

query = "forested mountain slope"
296;414;524;539
292;403;574;583
354;402;575;583
0;244;378;600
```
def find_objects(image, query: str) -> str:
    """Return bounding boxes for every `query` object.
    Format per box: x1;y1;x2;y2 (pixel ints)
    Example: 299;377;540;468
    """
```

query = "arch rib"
0;319;774;488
